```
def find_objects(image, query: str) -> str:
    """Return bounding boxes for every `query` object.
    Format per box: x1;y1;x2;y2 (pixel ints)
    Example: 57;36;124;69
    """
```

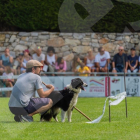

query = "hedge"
0;0;140;32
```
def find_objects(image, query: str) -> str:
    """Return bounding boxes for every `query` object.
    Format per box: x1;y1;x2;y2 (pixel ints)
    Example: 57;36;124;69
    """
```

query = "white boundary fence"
0;75;139;97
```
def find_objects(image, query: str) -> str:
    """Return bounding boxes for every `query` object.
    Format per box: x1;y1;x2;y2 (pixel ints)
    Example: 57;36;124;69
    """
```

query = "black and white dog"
40;78;88;122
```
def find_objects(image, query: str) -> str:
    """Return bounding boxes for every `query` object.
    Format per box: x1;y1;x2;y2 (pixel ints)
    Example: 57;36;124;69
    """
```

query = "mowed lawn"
0;97;140;140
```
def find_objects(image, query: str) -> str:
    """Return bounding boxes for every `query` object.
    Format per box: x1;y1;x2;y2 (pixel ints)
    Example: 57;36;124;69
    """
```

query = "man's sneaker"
21;115;33;122
14;115;23;122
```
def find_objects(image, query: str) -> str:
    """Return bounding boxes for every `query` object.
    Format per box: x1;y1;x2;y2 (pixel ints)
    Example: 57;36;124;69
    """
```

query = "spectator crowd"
0;45;139;96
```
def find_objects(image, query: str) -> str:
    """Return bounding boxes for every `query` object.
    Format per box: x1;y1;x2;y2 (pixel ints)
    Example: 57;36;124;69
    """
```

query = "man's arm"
105;59;110;67
125;55;128;70
9;56;13;64
94;55;100;68
125;61;128;70
112;62;115;69
112;54;116;69
0;60;4;68
135;60;138;68
37;86;54;98
105;52;110;67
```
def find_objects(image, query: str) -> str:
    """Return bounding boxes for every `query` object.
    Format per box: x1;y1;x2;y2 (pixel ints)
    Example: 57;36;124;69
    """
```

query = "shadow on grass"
0;121;56;123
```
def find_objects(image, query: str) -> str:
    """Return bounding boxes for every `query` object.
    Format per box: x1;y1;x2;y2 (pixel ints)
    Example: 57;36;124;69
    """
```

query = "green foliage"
0;0;140;32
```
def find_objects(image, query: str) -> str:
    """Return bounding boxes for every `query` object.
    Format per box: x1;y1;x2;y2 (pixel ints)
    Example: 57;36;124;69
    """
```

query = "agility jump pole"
108;56;127;122
42;82;92;121
123;56;128;118
107;61;111;122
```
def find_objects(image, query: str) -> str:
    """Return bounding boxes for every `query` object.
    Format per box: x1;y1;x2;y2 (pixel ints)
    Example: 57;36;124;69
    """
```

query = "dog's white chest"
69;94;78;109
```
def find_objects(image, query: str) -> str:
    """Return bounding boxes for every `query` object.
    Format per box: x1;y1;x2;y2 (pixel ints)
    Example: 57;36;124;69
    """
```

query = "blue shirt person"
127;48;138;76
0;48;13;72
112;46;128;76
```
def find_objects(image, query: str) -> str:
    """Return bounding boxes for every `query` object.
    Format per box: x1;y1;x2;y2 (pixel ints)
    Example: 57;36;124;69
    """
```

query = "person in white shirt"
2;66;14;97
44;47;57;76
32;46;45;65
95;47;110;72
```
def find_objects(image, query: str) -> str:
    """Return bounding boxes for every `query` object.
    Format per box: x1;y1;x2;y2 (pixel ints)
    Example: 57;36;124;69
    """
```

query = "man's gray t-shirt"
32;53;45;62
9;72;43;107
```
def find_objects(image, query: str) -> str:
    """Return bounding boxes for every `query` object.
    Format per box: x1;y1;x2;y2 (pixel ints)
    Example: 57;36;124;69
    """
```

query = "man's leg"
133;69;138;76
28;99;53;116
21;98;53;122
127;69;131;76
96;67;100;76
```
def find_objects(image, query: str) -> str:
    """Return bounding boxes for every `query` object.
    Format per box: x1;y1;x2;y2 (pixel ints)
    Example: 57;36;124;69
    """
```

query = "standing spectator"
21;49;32;73
95;47;110;73
112;46;128;75
128;48;138;76
84;49;95;73
72;55;83;72
55;57;67;72
76;62;90;76
45;47;57;75
2;66;14;97
32;46;45;65
0;48;13;72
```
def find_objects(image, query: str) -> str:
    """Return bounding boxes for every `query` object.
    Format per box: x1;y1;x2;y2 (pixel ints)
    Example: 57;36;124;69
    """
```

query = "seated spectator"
128;48;138;76
72;55;83;72
2;66;14;97
0;71;6;97
95;47;110;73
76;62;90;76
55;57;67;72
112;46;128;75
13;53;23;75
138;55;140;73
0;48;13;72
45;46;57;75
32;46;45;65
21;49;32;73
84;49;95;73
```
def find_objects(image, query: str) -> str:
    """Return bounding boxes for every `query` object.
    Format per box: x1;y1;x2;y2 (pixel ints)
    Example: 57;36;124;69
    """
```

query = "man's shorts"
9;98;50;115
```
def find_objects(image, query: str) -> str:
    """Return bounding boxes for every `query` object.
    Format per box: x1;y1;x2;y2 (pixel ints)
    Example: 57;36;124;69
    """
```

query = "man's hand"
124;68;127;73
131;67;134;71
46;84;54;90
46;62;50;65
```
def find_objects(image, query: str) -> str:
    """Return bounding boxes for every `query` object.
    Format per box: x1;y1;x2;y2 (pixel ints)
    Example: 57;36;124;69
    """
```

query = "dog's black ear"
71;79;76;88
71;78;83;89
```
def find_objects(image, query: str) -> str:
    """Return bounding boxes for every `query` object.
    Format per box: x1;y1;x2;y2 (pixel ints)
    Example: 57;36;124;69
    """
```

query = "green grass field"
0;97;140;140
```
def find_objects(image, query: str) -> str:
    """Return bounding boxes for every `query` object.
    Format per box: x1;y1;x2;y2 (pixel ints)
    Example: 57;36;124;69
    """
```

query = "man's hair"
119;46;124;50
5;48;9;51
26;66;38;73
98;47;103;52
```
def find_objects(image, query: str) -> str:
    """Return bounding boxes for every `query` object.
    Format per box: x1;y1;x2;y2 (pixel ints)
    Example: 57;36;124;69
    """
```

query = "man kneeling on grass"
8;60;54;122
